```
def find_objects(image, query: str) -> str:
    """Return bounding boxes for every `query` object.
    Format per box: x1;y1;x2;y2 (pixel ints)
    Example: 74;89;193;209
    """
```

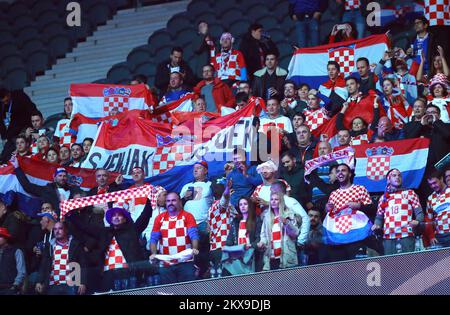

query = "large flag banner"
81;104;257;192
354;137;429;192
0;157;119;217
70;83;154;119
287;34;390;89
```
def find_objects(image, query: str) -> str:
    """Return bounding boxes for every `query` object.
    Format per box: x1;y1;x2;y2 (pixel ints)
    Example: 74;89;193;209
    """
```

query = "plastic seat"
195;12;217;25
247;5;270;22
220;9;245;27
36;9;62;30
187;0;212;17
16;27;41;48
228;19;251;39
257;16;279;31
30;1;55;18
67;18;94;42
20;38;47;58
0;43;20;59
127;45;152;72
273;2;290;22
207;23;225;41
41;22;66;42
132;62;157;78
167;13;193;37
107;62;132;84
4;66;29;90
213;0;238;13
0;32;15;46
147;30;172;47
154;45;173;61
2;53;25;74
26;49;50;78
266;28;286;43
173;28;198;47
86;1;111;26
47;34;73;59
12;15;36;35
6;2;30;23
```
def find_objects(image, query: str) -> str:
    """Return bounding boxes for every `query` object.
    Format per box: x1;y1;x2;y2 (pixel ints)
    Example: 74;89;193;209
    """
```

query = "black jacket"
67;200;153;269
154;59;196;94
252;67;287;100
239;34;279;81
38;237;87;287
226;216;262;249
15;167;81;215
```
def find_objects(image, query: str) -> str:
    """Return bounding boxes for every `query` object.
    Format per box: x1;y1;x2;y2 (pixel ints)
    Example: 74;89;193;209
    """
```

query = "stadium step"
25;0;189;118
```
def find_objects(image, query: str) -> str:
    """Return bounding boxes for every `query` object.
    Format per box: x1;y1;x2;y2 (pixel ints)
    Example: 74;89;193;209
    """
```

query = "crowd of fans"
0;0;449;295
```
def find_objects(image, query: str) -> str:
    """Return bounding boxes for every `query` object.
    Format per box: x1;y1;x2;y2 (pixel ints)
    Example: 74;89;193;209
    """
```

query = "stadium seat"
280;18;295;36
67;18;94;42
187;0;212;19
86;1;111;26
132;62;157;79
220;9;245;28
173;28;198;47
127;45;152;72
279;54;292;70
1;53;25;73
195;12;217;25
16;27;41;48
107;62;132;84
273;1;290;22
6;1;29;23
257;16;279;31
241;0;264;12
167;13;192;37
154;45;173;61
20;38;47;59
0;31;15;46
207;23;225;41
147;30;172;48
26;49;50;78
4;66;29;90
275;40;295;64
228;19;250;38
29;1;55;18
0;43;19;60
36;10;62;30
47;34;73;59
266;29;286;44
12;15;36;35
247;5;270;22
213;0;238;13
40;22;66;42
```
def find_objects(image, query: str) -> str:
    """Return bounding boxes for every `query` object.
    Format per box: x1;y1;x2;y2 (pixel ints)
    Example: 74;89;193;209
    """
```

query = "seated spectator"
224;197;262;276
279;151;311;208
82;138;94;156
370;116;404;142
59;146;71;167
54;97;74;148
288;125;317;168
297;83;310;109
150;192;199;285
193;96;206;113
35;221;87;295
304;208;327;265
159;72;192;106
329;22;356;43
192;21;214;80
239;23;279;81
46;148;60;165
193;64;235;113
0;198;28;248
303;89;330;133
427;73;450;123
356;57;378;95
380;77;412;130
235;92;249;110
69;143;84;167
130;74;150;90
372;169;424;255
209;32;247;86
318;61;348;116
258;191;301;270
291;112;306;132
155;47;196;95
252;54;287;101
259;97;293;135
13;134;32;158
237;81;252;96
334;129;352;149
25;111;52;154
31;135;51;161
0;227;26;295
280;81;306;118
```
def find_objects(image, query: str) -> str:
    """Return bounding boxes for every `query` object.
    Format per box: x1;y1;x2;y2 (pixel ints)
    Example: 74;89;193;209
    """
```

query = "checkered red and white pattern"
31;141;38;154
208;200;232;251
49;243;70;285
154;210;196;259
271;216;282;259
335;214;353;233
55;119;75;147
427;187;450;234
424;0;450;26
103;96;129;116
252;181;292;216
304;108;330;132
151;112;174;125
60;185;156;218
350;134;369;146
238;220;249;245
345;0;360;10
329;48;355;76
366;156;390;181
104;237;128;271
210;48;247;81
152;145;192;176
377;190;421;239
328;184;372;212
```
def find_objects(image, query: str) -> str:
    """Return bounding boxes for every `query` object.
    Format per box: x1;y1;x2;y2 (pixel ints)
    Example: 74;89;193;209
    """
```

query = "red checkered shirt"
304;108;330;132
328;184;372;213
424;0;450;26
103;237;128;272
271;216;282;259
153;210;196;256
238;220;250;245
210;48;247;81
49;242;70;285
345;0;360;10
54;119;75;147
427;187;450;235
208;200;233;251
252;181;292;216
377;190;421;239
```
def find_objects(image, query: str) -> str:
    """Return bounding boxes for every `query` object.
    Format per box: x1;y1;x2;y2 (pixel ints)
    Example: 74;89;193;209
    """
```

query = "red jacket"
193;78;236;112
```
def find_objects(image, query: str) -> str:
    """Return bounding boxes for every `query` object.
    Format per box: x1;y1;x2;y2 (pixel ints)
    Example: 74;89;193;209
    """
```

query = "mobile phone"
336;24;346;31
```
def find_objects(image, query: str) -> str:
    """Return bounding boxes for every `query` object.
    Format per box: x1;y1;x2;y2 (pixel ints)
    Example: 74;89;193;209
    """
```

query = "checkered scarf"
60;185;156;218
271;216;282;259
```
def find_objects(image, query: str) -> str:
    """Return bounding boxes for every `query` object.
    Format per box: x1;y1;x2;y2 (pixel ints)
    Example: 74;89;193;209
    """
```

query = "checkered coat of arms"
365;146;394;181
328;44;356;77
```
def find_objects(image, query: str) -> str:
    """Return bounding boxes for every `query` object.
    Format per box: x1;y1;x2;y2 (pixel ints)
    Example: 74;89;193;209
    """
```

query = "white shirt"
180;181;213;224
259;115;293;134
57;188;70;201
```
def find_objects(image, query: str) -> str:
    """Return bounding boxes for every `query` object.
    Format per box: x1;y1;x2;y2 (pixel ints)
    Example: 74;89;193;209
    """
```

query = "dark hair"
281;151;296;161
351;116;368;129
197;20;208;26
171;46;183;54
82;137;94;144
202;64;215;72
16;134;30;145
329;164;339;174
132;74;148;84
356;57;369;66
0;87;10;99
284;80;297;89
71;143;83;150
239;80;250;86
299;83;310;90
237;196;256;233
337;163;355;181
345;76;360;84
414;97;427;106
427;169;443;180
63;97;72;103
235;92;249;103
415;16;429;26
266;97;279;104
31;110;44;120
327;61;340;72
195;94;206;103
293;112;306;121
271;180;287;194
249;23;263;33
426;104;441;115
431;82;448;97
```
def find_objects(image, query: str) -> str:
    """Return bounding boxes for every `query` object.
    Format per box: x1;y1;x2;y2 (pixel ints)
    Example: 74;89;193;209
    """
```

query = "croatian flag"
287;34;390;89
81;103;256;192
354;138;430;192
323;208;373;245
0;157;118;217
70;83;154;119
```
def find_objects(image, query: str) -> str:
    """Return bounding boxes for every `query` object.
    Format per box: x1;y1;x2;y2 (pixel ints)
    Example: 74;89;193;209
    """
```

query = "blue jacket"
226;165;262;207
288;0;327;16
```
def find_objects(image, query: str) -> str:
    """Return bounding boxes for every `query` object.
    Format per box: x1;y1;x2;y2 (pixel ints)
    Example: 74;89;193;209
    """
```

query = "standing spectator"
338;0;365;38
0;228;26;295
82;138;94;156
46;148;60;165
192;21;214;80
370;116;404;142
329;22;357;43
392;58;418;106
417;45;449;84
304;208;327;265
0;199;28;248
291;112;306;132
237;81;252;96
356;57;378;95
280;81;307;118
319;61;348;116
288;125;317;168
325;163;373;261
426;170;450;248
258;191;301;270
180;161;213;278
150;192;199;284
303;89;330;133
427;73;450;123
155;47;196;95
380;76;412;130
54;97;74;148
372;169;424;255
193;64;235;113
407;16;430;75
159;72;192;106
209;32;247;86
403;98;427;138
31;135;50;161
13;134;32;158
0;88;37;162
69;143;84;167
289;0;328;48
25;111;52;154
445;167;450;187
424;0;450;67
252;54;287;101
59;146;71;167
35;222;87;295
239;24;279;81
280;151;311;208
259;97;294;135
